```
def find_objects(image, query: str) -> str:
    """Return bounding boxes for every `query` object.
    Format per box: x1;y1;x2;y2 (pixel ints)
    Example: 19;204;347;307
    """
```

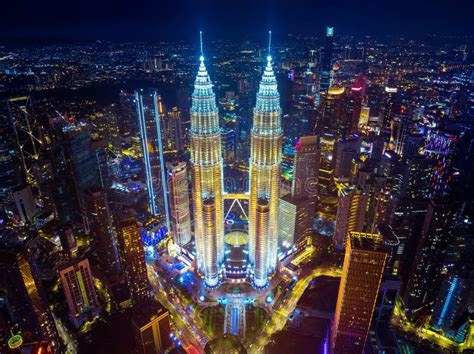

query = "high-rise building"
0;247;62;353
403;198;461;310
1;97;43;185
334;187;368;249
249;44;282;288
84;186;121;277
167;161;192;248
320;27;334;93
162;107;184;152
135;91;169;219
114;208;150;304
430;273;468;332
63;127;99;207
132;301;172;354
278;194;314;249
0;143;25;213
331;232;387;354
59;258;100;327
291;136;320;199
190;43;225;287
12;184;37;222
334;137;360;179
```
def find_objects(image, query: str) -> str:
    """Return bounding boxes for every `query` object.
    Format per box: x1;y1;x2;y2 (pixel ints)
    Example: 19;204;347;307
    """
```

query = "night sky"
1;0;473;43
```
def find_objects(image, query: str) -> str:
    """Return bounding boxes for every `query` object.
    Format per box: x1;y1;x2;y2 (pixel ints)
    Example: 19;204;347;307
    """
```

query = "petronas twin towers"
191;32;282;288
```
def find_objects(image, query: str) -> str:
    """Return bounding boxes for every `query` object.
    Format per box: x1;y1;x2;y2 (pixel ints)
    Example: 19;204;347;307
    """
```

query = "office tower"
381;86;398;129
278;195;314;249
391;113;410;156
63;127;99;210
132;301;172;354
430;273;468;332
1;97;43;185
291;136;320;199
404;199;461;310
114;208;150;304
221;128;236;165
12;184;37;222
0;143;25;212
92;138;110;189
334;187;368;249
318;134;336;195
345;83;364;136
84;187;121;277
318;87;344;136
331;232;387;354
190;42;225;287
58;225;78;255
363;175;391;233
0;247;61;353
52;176;78;224
167;161;192;247
162;107;184;152
334;137;360;179
118;90;138;135
320;27;334;93
135;91;169;219
249;43;282;288
59;258;100;327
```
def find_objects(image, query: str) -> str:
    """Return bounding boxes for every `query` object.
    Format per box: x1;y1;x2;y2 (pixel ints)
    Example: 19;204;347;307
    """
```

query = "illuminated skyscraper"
331;232;387;353
334;186;369;249
249;32;282;287
430;273;468;332
114;208;150;304
0;247;62;353
135;91;169;222
167;161;192;247
59;258;100;327
190;33;224;287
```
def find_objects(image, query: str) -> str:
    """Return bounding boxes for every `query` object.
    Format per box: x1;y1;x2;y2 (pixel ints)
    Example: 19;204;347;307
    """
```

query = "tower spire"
199;30;204;62
267;30;272;63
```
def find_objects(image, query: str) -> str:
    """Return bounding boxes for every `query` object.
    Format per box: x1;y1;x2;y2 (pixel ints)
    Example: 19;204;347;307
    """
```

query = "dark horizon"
1;0;474;45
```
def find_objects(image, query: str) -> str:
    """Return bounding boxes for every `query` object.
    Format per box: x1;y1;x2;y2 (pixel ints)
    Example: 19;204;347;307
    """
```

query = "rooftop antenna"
267;30;272;60
199;31;204;61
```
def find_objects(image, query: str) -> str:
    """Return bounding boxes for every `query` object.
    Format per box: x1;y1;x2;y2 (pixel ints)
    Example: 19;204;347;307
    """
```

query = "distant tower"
59;258;100;327
0;247;62;353
331;232;387;353
249;31;283;287
190;32;225;287
167;161;192;247
114;208;150;304
320;27;334;93
84;186;121;277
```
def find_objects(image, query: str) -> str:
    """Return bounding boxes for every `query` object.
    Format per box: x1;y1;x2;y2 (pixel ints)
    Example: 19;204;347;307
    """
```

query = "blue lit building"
135;91;170;230
320;27;334;93
430;273;468;332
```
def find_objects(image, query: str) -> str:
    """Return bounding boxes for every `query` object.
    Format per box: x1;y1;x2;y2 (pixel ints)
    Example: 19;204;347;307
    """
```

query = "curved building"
190;50;224;287
249;51;283;287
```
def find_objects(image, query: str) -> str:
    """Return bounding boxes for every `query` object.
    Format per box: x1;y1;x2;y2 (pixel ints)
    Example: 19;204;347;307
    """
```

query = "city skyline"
0;3;473;353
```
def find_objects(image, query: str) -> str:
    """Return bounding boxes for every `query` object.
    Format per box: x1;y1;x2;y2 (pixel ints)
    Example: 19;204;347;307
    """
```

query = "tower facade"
114;208;150;304
249;51;282;287
331;232;387;353
190;51;224;287
167;161;192;247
